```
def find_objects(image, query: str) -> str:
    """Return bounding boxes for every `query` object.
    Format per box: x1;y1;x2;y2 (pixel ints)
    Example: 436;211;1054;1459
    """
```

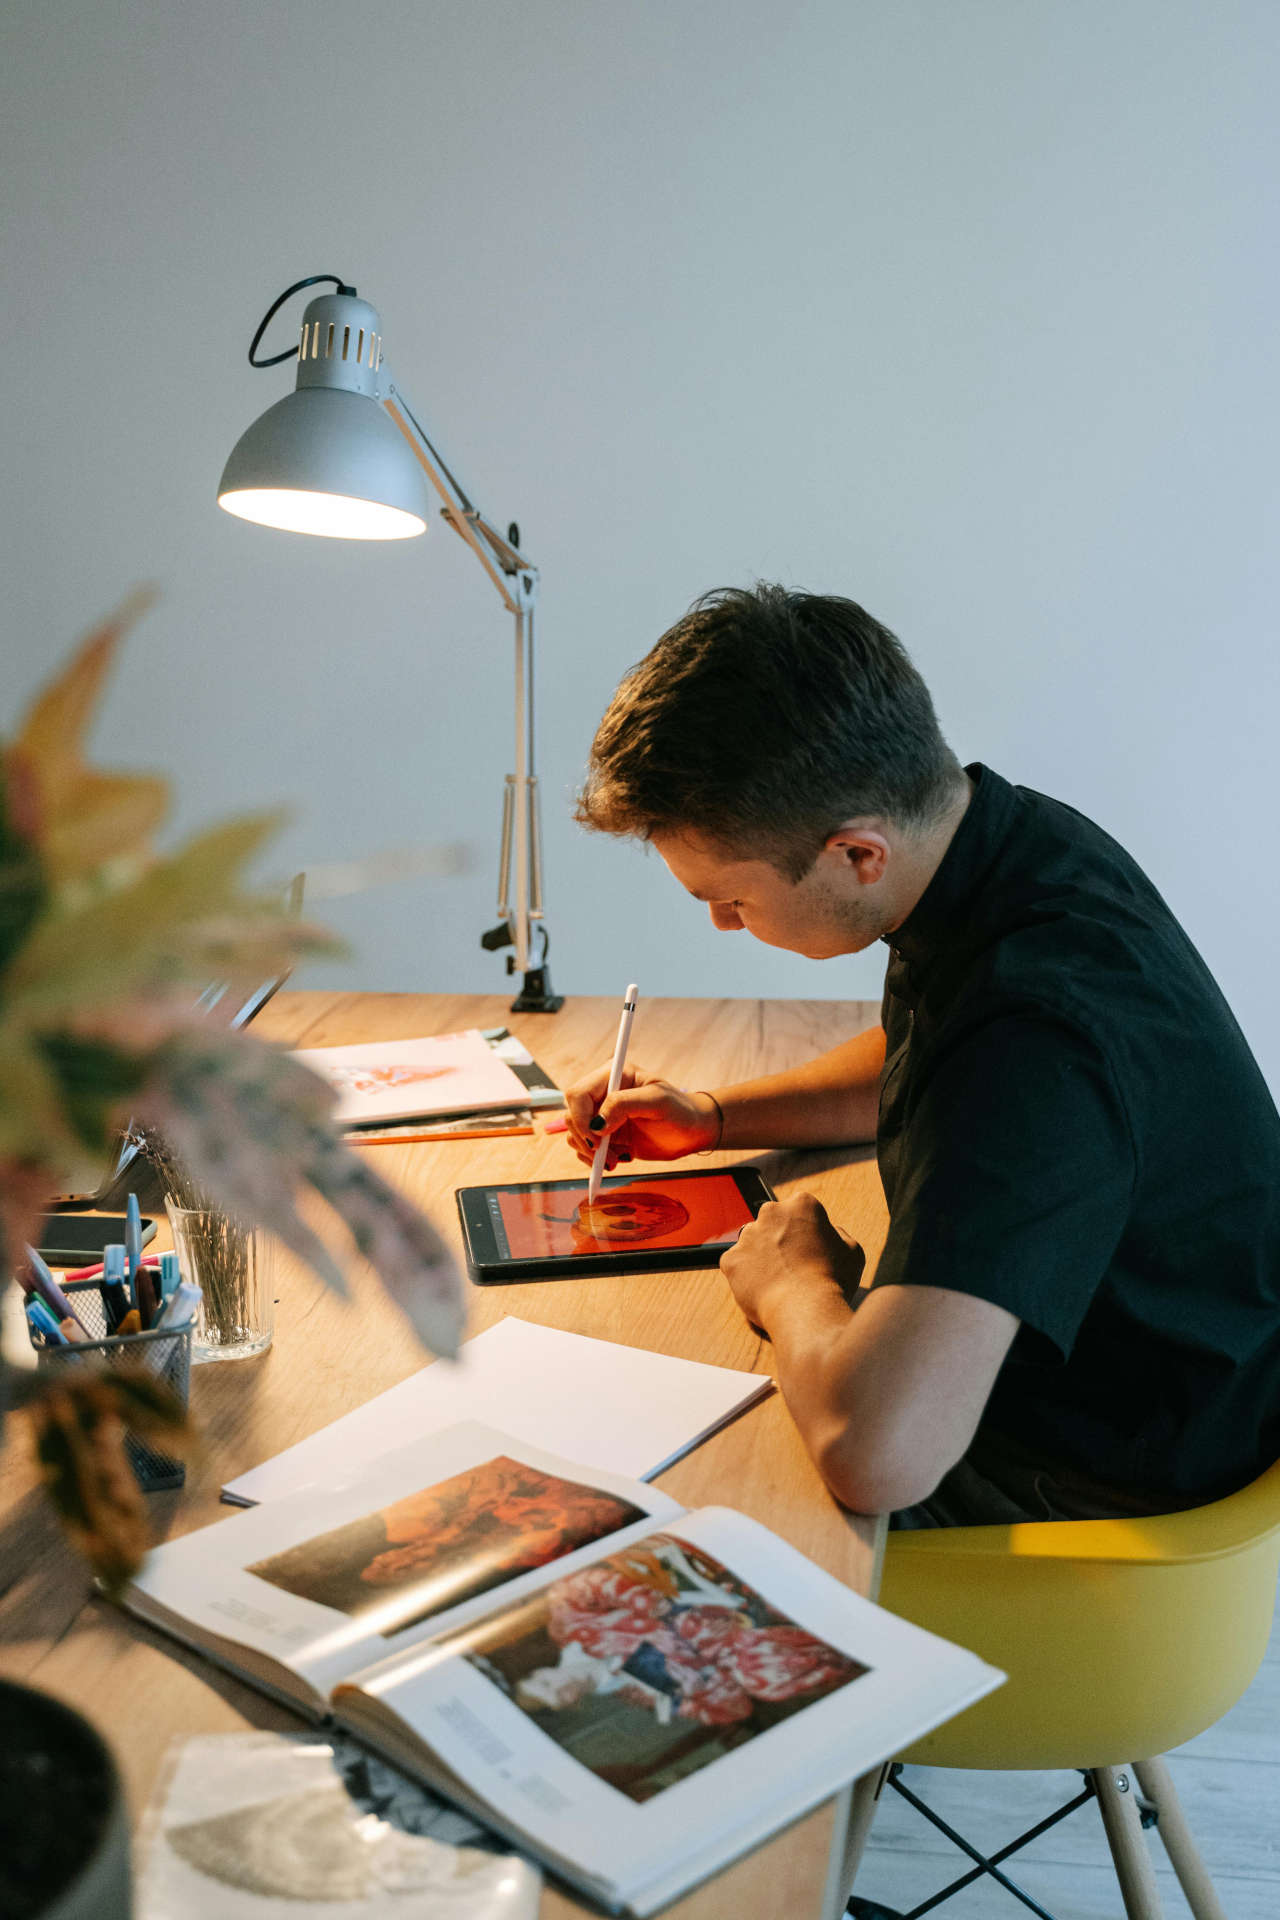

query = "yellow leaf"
15;589;157;805
4;811;286;1021
41;770;170;885
0;1029;80;1165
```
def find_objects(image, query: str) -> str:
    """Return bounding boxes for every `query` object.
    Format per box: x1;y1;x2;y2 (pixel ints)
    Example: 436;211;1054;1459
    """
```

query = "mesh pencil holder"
28;1280;193;1491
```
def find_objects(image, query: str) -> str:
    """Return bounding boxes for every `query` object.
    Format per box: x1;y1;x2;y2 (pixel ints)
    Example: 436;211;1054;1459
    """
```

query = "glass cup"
165;1202;275;1362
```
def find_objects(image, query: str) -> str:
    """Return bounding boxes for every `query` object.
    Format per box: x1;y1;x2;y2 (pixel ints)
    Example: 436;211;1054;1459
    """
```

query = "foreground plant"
1;597;464;1590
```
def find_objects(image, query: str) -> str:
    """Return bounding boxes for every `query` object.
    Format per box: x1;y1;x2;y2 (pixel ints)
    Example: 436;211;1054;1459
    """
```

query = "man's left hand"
721;1192;865;1333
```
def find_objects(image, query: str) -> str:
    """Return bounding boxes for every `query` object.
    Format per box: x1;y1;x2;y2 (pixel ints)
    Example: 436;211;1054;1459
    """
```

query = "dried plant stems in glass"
165;1205;275;1361
138;1128;275;1361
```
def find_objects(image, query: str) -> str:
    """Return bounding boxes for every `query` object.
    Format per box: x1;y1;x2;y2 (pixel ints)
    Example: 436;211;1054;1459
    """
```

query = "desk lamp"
217;274;563;1012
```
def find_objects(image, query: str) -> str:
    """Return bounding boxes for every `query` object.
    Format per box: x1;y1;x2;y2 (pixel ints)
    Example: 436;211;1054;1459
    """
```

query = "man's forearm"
715;1023;886;1149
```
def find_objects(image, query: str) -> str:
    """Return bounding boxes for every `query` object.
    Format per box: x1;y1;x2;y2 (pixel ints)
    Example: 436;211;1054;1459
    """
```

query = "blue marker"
101;1243;129;1333
126;1193;143;1298
153;1280;202;1332
159;1251;181;1302
25;1297;69;1346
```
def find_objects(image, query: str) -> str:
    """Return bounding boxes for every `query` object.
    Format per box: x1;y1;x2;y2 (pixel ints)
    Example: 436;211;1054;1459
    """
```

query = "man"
564;584;1280;1527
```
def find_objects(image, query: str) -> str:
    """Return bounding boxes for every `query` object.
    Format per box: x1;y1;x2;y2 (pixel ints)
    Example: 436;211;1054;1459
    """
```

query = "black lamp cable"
247;275;357;367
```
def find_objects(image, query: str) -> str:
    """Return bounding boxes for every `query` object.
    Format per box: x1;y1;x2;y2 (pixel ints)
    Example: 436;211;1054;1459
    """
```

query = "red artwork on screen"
496;1174;754;1261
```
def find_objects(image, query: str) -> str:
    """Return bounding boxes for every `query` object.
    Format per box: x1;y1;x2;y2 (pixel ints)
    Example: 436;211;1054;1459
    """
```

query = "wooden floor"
854;1591;1280;1918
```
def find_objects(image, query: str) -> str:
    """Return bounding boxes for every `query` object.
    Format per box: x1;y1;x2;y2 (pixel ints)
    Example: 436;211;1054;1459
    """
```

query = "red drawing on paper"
330;1065;456;1097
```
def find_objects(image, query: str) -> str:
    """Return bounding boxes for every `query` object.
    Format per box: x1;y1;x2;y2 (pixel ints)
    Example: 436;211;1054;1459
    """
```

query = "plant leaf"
12;589;166;886
14;589;155;792
3;813;286;1020
23;1366;194;1593
36;1030;149;1153
0;1030;83;1165
40;769;170;885
0;750;49;975
138;1030;465;1358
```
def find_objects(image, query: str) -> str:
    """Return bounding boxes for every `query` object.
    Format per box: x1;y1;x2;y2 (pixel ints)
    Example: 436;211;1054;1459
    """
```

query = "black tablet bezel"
34;1213;158;1264
456;1165;774;1283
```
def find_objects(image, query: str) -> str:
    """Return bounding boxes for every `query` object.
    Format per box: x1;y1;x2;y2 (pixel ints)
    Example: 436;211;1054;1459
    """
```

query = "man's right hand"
562;1065;722;1171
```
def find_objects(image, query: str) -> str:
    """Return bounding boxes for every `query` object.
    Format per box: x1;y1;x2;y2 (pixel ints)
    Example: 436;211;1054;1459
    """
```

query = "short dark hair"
576;583;964;879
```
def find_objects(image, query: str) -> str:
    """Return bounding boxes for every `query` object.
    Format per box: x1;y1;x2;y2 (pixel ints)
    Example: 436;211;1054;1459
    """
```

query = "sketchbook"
127;1421;1003;1916
293;1029;562;1129
221;1317;773;1507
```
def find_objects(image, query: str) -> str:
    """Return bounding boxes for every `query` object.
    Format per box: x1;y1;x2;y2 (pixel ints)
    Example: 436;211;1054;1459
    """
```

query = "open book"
127;1422;1002;1915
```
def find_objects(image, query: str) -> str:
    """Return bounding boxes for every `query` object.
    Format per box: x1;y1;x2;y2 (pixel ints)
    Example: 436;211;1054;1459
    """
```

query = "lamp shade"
218;388;430;539
218;293;430;539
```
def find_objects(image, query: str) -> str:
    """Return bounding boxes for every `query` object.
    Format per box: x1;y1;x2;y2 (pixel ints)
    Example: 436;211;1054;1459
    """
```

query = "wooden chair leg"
830;1764;890;1918
1092;1766;1166;1920
1132;1757;1229;1920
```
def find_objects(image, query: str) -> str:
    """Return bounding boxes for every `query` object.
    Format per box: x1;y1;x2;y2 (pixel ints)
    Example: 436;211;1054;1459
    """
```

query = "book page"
129;1423;682;1702
223;1318;772;1506
292;1032;531;1126
340;1508;1003;1911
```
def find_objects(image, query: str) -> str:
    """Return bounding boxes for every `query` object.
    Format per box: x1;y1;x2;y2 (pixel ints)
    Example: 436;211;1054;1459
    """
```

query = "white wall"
4;4;1278;1077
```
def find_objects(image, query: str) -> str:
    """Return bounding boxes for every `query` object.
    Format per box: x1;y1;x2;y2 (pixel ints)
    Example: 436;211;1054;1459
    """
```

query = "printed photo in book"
246;1455;647;1639
463;1532;867;1803
126;1422;684;1713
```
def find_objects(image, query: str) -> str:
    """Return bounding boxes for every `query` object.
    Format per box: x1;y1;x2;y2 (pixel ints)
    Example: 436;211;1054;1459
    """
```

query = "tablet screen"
493;1171;756;1262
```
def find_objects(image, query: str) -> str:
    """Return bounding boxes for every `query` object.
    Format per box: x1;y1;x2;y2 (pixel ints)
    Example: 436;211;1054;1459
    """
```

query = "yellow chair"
862;1455;1280;1920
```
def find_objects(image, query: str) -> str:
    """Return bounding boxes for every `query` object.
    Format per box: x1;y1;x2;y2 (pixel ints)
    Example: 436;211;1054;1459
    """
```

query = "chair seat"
877;1455;1280;1770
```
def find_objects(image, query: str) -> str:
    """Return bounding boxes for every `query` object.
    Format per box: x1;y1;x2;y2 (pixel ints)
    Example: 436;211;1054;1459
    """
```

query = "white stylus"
587;983;640;1204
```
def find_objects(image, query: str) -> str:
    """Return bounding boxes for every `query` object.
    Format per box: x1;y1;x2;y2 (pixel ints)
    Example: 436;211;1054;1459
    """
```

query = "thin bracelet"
695;1091;725;1153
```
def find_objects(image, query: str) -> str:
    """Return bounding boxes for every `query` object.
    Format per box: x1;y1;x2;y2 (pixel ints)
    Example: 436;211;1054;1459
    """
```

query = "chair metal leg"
1092;1767;1166;1920
1132;1758;1229;1920
881;1769;1083;1918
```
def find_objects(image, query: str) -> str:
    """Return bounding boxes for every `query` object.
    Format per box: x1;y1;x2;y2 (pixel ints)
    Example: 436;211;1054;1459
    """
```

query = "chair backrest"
878;1455;1280;1770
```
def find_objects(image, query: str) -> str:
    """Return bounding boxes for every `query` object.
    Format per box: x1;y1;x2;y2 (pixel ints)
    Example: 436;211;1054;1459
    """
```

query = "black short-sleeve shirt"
874;764;1280;1509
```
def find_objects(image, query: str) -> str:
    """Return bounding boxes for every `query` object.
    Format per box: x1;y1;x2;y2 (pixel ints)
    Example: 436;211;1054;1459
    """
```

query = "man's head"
577;584;966;955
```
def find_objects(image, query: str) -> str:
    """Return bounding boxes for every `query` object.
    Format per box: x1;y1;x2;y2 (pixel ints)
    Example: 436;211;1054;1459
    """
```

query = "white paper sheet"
223;1318;773;1506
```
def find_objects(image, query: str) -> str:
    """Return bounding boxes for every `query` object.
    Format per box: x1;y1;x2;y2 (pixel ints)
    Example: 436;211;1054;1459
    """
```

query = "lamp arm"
382;379;538;613
379;378;562;1013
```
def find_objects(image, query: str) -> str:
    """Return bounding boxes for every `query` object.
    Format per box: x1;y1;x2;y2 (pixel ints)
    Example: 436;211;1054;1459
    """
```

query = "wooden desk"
0;993;889;1918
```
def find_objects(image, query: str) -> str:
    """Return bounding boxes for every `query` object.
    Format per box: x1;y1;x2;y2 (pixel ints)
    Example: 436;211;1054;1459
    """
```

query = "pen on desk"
22;1245;88;1334
588;983;639;1205
101;1243;129;1332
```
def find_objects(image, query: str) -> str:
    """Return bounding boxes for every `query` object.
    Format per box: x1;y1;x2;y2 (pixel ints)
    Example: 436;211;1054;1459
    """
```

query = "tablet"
456;1166;774;1282
34;1212;157;1264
